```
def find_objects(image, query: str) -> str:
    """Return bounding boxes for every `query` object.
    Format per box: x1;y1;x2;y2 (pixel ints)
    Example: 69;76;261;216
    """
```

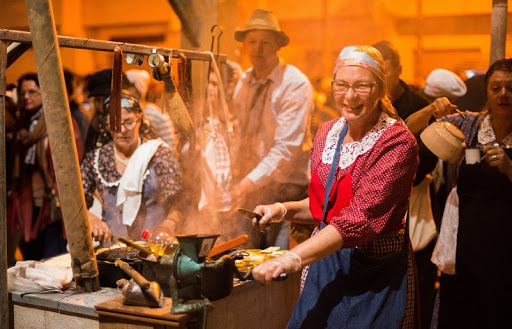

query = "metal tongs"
208;24;223;78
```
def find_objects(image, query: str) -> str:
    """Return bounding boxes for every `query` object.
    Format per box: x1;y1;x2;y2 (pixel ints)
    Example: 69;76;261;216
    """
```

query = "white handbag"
431;187;459;275
408;175;437;251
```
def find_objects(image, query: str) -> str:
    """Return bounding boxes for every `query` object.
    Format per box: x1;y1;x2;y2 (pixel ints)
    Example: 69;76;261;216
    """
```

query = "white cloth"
478;113;512;147
423;68;467;99
408;175;437;251
117;139;165;226
322;113;396;169
198;121;232;211
232;59;314;187
144;103;178;150
431;187;459;274
8;261;73;292
125;69;151;100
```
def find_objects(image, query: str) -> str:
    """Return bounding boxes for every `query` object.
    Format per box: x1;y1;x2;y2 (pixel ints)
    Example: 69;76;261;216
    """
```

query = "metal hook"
209;25;224;73
210;24;224;54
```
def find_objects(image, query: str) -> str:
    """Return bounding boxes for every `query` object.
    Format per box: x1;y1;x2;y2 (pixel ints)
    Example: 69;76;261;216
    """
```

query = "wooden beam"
394;13;512;36
0;29;224;63
25;0;100;292
0;40;9;329
7;42;31;69
168;0;201;48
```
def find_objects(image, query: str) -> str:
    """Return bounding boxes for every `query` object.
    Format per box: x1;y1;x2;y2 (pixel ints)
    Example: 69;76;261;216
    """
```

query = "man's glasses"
20;89;41;97
332;81;376;96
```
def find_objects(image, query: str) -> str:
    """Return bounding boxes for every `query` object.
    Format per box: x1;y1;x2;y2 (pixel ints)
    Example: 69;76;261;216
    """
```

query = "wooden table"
96;273;300;328
11;272;300;329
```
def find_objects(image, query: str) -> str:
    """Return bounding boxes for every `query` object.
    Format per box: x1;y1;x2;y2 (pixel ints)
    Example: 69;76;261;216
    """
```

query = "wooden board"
95;297;193;328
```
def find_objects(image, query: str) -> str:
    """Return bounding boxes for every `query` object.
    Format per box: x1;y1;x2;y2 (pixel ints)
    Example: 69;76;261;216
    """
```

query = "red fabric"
14;118;83;243
310;119;418;248
7;192;18;236
16;173;52;242
309;163;354;223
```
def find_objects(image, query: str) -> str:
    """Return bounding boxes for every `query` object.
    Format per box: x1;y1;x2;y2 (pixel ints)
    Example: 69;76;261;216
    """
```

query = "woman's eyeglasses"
332;81;376;96
106;118;140;130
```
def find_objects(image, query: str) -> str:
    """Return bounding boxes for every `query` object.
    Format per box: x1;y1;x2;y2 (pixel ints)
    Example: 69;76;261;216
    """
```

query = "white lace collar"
478;113;512;148
322;112;396;169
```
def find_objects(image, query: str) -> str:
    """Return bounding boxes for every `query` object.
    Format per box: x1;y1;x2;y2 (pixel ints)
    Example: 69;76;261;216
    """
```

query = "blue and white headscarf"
333;45;386;86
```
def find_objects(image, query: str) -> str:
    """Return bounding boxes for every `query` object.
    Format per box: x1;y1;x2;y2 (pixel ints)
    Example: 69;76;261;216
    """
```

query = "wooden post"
490;0;508;65
25;0;100;291
0;39;9;329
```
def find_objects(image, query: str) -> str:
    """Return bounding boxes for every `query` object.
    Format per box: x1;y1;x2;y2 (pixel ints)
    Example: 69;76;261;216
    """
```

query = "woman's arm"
252;225;343;285
88;209;111;242
406;97;454;134
252;197;315;232
155;208;184;235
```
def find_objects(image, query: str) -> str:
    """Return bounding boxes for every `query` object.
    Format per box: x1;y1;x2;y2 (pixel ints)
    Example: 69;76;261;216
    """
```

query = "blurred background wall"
0;0;509;87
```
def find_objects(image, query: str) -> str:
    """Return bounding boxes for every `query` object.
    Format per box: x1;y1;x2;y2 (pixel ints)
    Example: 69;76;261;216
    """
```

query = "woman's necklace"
114;139;141;166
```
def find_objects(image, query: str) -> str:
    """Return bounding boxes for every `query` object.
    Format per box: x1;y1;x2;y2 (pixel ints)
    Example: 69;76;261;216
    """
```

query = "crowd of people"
4;7;511;329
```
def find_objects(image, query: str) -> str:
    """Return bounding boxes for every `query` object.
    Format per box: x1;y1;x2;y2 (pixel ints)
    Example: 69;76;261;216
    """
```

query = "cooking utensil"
238;208;282;224
116;259;164;308
452;106;466;119
420;121;465;164
117;237;155;260
96;246;144;287
208;234;249;258
238;208;262;220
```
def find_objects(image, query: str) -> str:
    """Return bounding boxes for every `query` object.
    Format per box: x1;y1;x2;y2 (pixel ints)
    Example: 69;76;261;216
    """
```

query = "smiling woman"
250;45;419;329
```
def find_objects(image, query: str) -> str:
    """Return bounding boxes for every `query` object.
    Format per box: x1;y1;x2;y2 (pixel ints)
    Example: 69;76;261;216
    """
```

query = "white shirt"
232;59;314;187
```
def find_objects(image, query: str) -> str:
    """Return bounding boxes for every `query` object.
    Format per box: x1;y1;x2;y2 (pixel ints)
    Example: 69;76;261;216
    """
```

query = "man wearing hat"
231;9;314;250
405;68;467;134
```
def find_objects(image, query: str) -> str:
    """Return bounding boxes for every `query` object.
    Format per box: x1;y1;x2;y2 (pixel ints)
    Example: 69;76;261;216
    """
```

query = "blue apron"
287;125;409;329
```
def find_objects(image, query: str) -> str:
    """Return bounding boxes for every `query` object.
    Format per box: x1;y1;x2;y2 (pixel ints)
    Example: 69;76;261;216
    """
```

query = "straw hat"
235;9;289;47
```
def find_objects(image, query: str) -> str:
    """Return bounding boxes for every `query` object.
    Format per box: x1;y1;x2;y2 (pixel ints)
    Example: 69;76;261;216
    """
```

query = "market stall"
2;3;299;327
11;272;300;329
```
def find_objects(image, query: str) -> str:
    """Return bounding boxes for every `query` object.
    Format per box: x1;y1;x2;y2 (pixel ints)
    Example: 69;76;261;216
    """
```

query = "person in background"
406;68;467;134
422;69;467;104
231;8;314;249
421;69;468;221
454;73;486;113
310;77;339;139
372;40;441;329
6;83;18;105
124;69;178;151
83;68;130;154
64;68;90;144
5;94;19;266
8;72;84;261
251;46;419;328
80;93;183;242
419;58;512;329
